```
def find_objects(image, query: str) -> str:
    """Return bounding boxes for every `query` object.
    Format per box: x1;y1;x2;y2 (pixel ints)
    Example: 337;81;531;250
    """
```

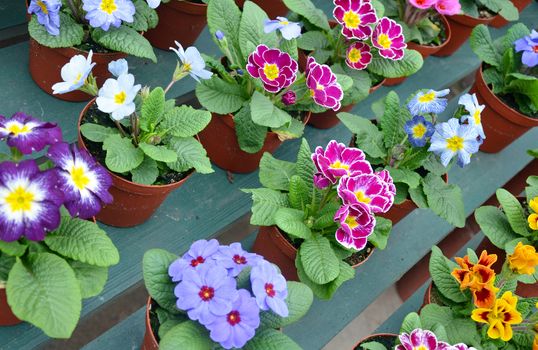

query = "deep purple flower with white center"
82;0;135;31
372;17;406;60
28;0;61;36
0;160;63;242
168;239;220;282
404;115;435;147
264;17;302;40
306;56;343;111
333;0;378;40
206;289;260;349
311;140;373;189
0;113;62;154
47;143;112;219
246;45;298;93
337;174;394;214
213;242;263;277
281;90;296;106
514;30;538;67
345;41;372;70
428;118;480;168
396;328;451;350
250;261;288;317
174;264;239;326
334;203;375;250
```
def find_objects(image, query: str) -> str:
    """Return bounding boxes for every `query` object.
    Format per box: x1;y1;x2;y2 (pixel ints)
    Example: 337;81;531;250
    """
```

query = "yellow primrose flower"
471;291;523;342
530;197;538;213
508;242;538;275
529;213;538;230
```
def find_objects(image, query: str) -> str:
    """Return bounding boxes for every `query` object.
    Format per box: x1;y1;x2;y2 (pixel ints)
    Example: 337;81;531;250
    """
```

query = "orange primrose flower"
452;251;499;307
508;242;538;275
471;291;523;342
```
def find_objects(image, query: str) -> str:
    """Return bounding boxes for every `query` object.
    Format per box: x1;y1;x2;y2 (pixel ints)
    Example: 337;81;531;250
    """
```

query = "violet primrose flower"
263;17;302;40
28;0;61;36
514;30;538;67
168;239;220;282
405;115;435;147
52;50;96;95
428;118;480;168
214;242;262;277
246;45;298;93
333;0;378;40
250;261;289;317
396;328;452;350
334;203;376;251
306;57;344;111
83;0;135;31
0;113;62;154
372;17;406;60
281;91;296;106
47;143;113;219
345;41;372;70
0;160;63;242
337;174;395;214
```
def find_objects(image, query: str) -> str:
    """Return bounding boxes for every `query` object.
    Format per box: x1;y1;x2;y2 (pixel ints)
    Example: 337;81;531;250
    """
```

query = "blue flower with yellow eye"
404;115;434;147
407;89;450;115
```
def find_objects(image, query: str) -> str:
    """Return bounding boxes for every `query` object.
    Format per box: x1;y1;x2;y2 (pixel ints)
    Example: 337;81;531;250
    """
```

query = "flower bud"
215;30;225;40
281;91;296;106
140;86;151;99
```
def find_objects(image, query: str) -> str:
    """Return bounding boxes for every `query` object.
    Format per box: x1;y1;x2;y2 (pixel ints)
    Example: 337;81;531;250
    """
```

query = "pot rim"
353;332;399;349
407;14;452;51
447;12;495;25
216;110;312;136
145;297;159;348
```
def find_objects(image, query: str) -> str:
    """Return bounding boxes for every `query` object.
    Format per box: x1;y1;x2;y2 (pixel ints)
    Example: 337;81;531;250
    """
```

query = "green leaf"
475;206;521;249
379;92;409;149
69;260;108;299
299;235;339;284
386;167;421;189
281;38;299;61
360;342;388;350
295;138;315;186
420;303;454;329
400;312;422;334
7;253;81;338
399;147;430;171
158;106;211;138
368;217;392;250
312;202;340;230
250;92;292;128
260;281;313;328
103;134;144;173
128;0;158;31
244;328;302;350
91;26;157;62
499;23;530;53
272;117;305;141
445;319;482;346
0;253;15;282
282;0;330;31
239;1;278;59
143;249;179;313
394;182;409;204
206;0;242;64
234;104;268;154
28;13;83;48
288;175;311;210
367;49;423;78
243;188;289;226
429;246;468;303
196;77;247;114
409;184;429;208
337;113;386;158
296;257;354;299
296;31;328;51
422;153;448;176
139;142;178;163
506;78;538;108
259;153;296;191
166;137;213;174
45;216;120;267
140;87;165;132
80;123;119;143
274;207;312;239
159;321;212;350
423;174;465;228
131;156;159;185
470;25;501;67
333;64;371;106
496;189;529;236
0;241;27;257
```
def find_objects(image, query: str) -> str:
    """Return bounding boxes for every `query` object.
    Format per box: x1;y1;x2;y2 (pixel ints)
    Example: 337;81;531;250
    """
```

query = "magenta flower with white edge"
306;56;343;111
334;203;376;251
337;174;394;214
281;91;296;106
345;41;372;70
396;328;452;350
333;0;378;40
0;112;62;154
377;169;397;197
372;17;406;60
168;239;220;282
246;45;298;93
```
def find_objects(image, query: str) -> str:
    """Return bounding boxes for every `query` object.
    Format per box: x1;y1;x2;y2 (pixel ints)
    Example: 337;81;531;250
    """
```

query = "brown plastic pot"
0;286;21;327
407;15;452;59
235;0;288;18
383;76;407;86
252;226;373;281
78;99;193;227
353;333;398;350
470;66;538;153
28;38;127;102
490;0;532;28
434;14;494;57
198;112;310;174
145;1;207;50
142;298;159;350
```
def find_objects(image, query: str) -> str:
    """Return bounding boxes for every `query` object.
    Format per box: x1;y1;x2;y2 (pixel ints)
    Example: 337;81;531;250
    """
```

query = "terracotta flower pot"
142;298;159;350
470;66;538;153
252;226;373;281
434;14;494;57
198;112;310;174
490;0;532;28
145;1;207;50
28;38;127;102
383;76;407;86
0;286;21;327
407;15;452;59
235;0;288;18
422;283;433;309
353;333;398;350
78;99;193;227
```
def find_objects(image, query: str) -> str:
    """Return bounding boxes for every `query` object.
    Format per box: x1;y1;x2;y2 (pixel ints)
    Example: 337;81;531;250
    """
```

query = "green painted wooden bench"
0;2;537;349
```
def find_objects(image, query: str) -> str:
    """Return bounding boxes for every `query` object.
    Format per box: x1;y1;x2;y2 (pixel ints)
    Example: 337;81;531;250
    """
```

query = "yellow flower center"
114;91;127;104
100;0;118;14
345;215;358;229
263;63;279;81
316;83;324;91
412;123;427;139
473;109;481;125
413;347;428;350
355;191;371;204
37;0;48;14
6;123;31;136
330;160;349;170
70;166;90;190
183;62;192;73
5;186;35;213
377;34;392;49
74;72;83;84
446;136;464;152
343;11;360;29
418;91;436;103
348;48;362;63
279;20;289;25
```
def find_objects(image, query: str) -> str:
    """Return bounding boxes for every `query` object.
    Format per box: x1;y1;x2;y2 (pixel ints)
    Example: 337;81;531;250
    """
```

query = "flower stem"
164;79;176;95
114;120;127;137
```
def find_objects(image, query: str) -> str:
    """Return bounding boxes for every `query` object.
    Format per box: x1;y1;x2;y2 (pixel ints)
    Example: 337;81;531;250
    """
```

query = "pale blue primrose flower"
407;89;450;115
428;118;480;168
108;58;129;77
458;93;486;140
96;68;141;120
169;41;213;82
264;17;302;40
145;0;161;9
82;0;135;31
27;0;61;36
52;50;96;94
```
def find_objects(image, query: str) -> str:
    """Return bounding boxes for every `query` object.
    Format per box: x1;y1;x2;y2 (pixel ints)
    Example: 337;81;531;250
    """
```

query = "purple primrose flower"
405;115;435;147
82;0;135;31
333;0;378;40
514;30;538;67
246;45;298;93
168;239;220;282
396;328;453;350
281;91;296;106
306;56;344;111
214;242;263;277
0;113;62;154
337;174;395;214
250;261;289;317
263;17;302;40
345;41;372;70
28;0;61;36
334;203;376;250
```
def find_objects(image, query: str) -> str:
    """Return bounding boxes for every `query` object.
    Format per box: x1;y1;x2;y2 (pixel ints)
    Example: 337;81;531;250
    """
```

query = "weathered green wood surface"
0;1;26;30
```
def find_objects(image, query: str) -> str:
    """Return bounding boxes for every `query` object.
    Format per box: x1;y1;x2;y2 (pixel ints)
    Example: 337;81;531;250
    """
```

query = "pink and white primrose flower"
0;112;62;154
306;57;344;111
345;41;372;70
334;203;376;250
246;45;298;93
337;174;395;214
372;17;406;60
435;0;461;15
311;140;372;189
396;329;454;350
333;0;378;40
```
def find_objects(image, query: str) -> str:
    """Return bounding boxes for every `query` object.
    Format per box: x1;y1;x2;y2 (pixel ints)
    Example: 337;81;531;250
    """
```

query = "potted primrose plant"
196;0;351;173
338;89;484;226
27;0;158;102
141;239;313;350
289;0;425;128
468;23;538;153
0;113;119;337
244;139;395;299
54;44;214;227
424;246;538;349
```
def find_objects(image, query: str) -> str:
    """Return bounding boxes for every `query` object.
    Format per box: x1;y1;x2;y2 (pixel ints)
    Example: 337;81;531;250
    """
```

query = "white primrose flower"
108;58;129;77
52;50;96;94
169;41;213;82
96;74;141;121
458;93;486;140
146;0;161;8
